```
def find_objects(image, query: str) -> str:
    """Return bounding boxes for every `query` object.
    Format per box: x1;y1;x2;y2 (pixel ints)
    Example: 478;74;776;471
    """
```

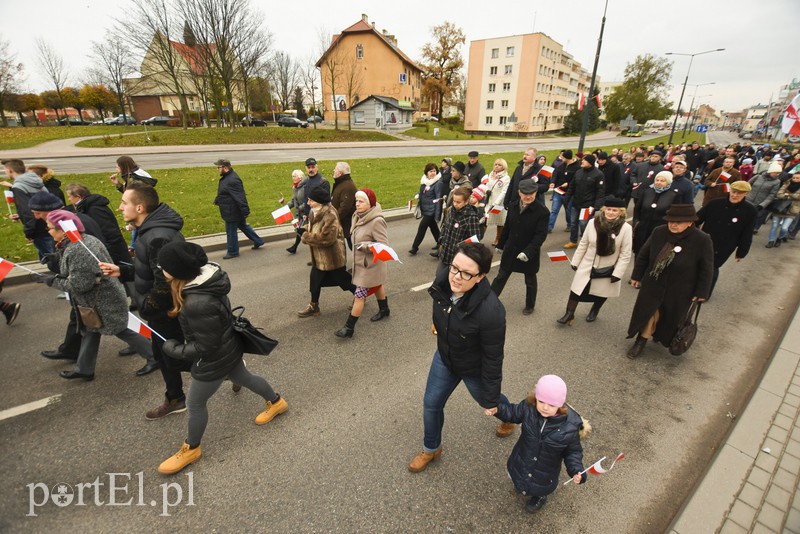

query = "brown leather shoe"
496;422;516;437
296;302;320;318
408;447;442;473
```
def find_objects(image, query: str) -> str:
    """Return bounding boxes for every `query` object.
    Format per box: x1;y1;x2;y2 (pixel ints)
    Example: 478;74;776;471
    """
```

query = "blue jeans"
225;220;264;256
769;216;793;242
549;194;573;232
32;235;55;261
422;351;508;452
569;206;590;244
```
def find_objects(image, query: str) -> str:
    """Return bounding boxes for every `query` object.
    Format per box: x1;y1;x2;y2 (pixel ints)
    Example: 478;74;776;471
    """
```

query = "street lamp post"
665;48;725;145
681;82;715;139
687;95;713;136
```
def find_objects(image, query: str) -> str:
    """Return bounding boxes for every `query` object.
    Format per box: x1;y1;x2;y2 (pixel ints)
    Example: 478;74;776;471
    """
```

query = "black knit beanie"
157;242;207;280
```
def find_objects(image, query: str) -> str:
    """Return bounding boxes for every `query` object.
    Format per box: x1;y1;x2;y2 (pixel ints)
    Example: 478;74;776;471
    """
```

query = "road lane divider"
0;395;62;422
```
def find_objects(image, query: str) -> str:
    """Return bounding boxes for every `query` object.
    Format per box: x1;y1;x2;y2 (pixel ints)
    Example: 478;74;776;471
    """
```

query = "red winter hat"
356;188;377;207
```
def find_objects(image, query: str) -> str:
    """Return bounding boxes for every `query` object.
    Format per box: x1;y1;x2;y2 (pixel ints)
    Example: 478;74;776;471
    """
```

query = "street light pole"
578;0;608;153
665;48;725;145
681;82;715;139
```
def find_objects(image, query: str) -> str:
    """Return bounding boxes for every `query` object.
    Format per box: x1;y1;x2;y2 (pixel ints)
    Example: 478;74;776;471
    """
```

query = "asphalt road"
1;200;798;532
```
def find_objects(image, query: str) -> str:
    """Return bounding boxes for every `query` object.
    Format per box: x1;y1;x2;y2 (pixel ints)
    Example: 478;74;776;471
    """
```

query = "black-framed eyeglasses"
448;264;478;281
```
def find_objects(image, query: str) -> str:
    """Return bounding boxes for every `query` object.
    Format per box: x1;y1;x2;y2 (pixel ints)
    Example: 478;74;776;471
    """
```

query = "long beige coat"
350;204;389;288
302;204;347;271
570;218;633;298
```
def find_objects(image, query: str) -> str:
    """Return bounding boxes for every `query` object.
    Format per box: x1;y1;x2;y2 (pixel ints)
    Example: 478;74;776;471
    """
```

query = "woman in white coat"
483;158;511;247
557;198;633;325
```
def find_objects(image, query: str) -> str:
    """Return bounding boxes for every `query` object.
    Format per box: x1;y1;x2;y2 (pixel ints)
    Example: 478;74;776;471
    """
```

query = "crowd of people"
2;137;799;512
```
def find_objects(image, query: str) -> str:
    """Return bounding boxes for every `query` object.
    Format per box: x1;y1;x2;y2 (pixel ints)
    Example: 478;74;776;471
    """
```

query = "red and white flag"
722;183;730;193
537;165;554;179
579;207;593;220
782;93;800;136
664;162;671;170
547;251;569;262
58;219;82;243
278;193;285;205
718;171;731;182
407;200;413;212
271;205;293;224
578;93;585;111
554;186;566;195
488;206;503;214
4;190;14;204
0;257;14;282
564;453;625;485
369;243;402;264
594;93;602;109
127;312;165;341
463;235;480;243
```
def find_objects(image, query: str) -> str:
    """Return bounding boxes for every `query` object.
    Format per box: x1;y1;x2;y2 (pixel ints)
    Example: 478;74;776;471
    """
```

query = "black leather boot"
556;298;579;326
370;298;390;322
586;301;604;322
335;314;359;338
626;335;647;359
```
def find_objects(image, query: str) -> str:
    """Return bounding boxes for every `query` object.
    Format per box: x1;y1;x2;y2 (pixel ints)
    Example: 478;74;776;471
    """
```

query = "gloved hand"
36;274;58;286
517;253;528;262
611;275;621;283
41;252;61;273
163;339;180;354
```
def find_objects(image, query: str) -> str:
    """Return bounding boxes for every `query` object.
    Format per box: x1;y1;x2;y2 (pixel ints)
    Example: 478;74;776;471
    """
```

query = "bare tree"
0;36;25;127
316;28;346;130
35;38;69;125
91;32;136;122
272;50;298;112
299;56;321;129
342;55;364;130
232;11;272;126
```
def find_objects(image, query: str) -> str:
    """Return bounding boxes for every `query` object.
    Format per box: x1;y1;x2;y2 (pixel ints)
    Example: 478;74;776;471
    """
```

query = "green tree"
603;54;673;124
293;86;306;120
18;93;42;125
61;87;87;121
420;21;465;119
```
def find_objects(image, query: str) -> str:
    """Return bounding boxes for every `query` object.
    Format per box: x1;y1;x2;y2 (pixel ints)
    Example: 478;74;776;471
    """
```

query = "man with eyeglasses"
408;242;511;473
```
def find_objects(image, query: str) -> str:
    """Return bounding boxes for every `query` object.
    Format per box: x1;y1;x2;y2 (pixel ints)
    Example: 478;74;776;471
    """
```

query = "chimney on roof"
362;13;368;22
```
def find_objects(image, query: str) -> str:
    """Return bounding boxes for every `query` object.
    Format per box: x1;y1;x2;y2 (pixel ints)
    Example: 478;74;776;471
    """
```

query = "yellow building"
465;33;594;136
316;14;422;125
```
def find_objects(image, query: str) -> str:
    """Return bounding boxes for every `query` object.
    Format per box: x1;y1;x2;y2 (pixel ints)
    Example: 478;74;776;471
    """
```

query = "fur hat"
308;185;331;204
46;209;84;233
28;191;64;212
157;241;207;281
535;375;567;407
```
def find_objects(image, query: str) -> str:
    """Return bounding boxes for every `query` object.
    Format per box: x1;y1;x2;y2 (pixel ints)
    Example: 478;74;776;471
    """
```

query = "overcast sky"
2;0;797;113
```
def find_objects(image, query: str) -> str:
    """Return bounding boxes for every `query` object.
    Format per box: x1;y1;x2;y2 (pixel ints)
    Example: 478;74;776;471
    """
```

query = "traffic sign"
221;107;229;112
695;125;709;133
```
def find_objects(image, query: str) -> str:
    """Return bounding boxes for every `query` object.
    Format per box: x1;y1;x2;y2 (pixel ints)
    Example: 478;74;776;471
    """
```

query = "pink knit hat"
46;209;84;233
535;375;567;407
471;188;485;201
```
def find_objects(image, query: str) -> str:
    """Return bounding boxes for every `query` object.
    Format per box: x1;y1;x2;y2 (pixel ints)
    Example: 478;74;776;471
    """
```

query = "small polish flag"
127;312;165;340
0;257;14;282
579;207;593;220
718;171;731;182
278;193;285;205
4;190;14;204
578;93;585;111
554;186;566;195
488;206;503;214
722;183;730;193
547;251;569;262
664;163;671;170
291;218;300;229
537;165;554;179
594;93;602;109
588;453;625;475
463;235;480;243
408;200;413;212
271;205;293;224
369;243;402;264
58;219;82;243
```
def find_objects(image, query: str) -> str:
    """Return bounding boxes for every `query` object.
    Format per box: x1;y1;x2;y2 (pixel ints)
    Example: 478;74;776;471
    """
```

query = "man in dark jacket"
100;183;191;419
298;157;331;223
619;152;636;207
685;141;703;174
505;148;543;210
408;242;509;473
214;159;264;259
696;181;757;296
465;151;486;188
565;154;605;248
2;158;54;260
549;150;579;232
436;187;481;266
65;183;131;266
492;179;549;315
331;161;357;249
669;160;695;203
597;151;622;201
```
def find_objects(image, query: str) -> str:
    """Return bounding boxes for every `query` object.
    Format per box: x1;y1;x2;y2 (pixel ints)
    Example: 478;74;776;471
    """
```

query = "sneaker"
158;442;201;475
145;397;187;420
525;495;547;513
2;302;21;325
564;242;577;249
255;396;288;425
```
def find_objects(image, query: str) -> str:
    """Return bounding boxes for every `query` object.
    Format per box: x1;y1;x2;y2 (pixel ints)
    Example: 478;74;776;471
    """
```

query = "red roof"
169;40;216;74
316;19;421;72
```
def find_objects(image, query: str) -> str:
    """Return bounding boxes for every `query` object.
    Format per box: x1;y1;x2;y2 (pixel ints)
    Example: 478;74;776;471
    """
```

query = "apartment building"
465;33;594;136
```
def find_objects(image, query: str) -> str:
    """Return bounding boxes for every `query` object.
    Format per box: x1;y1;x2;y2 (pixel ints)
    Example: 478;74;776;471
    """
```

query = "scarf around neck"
594;213;625;256
649;226;693;279
420;173;441;187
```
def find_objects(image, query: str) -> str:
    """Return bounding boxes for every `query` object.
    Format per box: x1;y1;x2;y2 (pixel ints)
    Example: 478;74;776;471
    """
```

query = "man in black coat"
696;181;757;296
214;159;264;259
465;151;486;188
65;183;131;266
491;179;549;315
597;151;622;201
408;242;509;473
685;141;703;175
565;154;605;248
505;147;544;210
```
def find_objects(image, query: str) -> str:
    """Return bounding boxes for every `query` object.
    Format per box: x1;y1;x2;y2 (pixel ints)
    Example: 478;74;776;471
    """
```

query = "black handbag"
231;306;279;356
766;198;792;215
590;265;615;279
669;302;701;356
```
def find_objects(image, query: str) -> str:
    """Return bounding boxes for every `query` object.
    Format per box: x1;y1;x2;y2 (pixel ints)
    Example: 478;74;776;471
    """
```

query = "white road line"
0;395;62;422
410;260;501;292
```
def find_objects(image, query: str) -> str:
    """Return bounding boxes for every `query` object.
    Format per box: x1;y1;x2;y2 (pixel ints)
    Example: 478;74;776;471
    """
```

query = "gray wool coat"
51;234;129;335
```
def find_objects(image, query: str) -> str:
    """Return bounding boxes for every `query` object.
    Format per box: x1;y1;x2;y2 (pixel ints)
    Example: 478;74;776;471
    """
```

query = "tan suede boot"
408;447;442;473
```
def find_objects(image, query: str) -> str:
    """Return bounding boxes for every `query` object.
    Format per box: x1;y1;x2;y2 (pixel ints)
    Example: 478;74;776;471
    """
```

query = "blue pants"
32;235;55;262
569;206;590;244
225;220;264;256
769;216;793;242
422;351;508;452
549;194;573;232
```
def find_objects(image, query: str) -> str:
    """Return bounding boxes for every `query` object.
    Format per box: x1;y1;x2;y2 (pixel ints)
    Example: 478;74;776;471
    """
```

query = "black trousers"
58;307;82;357
491;269;538;309
151;320;191;402
411;215;440;251
309;267;356;303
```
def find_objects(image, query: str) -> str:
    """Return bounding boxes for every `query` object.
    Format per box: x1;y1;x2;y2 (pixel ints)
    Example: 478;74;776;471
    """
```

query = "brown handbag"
669;302;701;355
76;305;103;329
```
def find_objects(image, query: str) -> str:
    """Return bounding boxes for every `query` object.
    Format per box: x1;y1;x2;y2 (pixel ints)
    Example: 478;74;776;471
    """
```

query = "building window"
353;111;365;124
488;83;496;92
490;66;497;76
504;65;512;75
485;116;493;125
503;82;511;92
501;100;508;109
506;46;515;57
499;116;507;125
486;100;494;109
356;44;363;59
491;48;499;59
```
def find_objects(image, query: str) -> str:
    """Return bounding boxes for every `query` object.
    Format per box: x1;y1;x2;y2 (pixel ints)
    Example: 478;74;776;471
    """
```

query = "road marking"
410;260;501;292
0;395;62;422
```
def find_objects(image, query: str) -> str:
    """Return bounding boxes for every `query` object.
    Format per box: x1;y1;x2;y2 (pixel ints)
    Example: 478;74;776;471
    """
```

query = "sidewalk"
670;305;800;533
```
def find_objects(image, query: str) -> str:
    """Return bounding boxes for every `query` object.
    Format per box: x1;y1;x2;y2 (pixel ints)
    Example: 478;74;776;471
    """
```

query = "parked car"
241;117;268;126
421;116;439;122
306;115;324;123
141;116;174;126
106;115;137;125
58;118;91;126
738;131;753;139
277;117;308;128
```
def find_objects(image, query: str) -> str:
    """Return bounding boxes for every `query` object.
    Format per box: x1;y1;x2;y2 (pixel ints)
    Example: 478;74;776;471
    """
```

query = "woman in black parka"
157;242;288;475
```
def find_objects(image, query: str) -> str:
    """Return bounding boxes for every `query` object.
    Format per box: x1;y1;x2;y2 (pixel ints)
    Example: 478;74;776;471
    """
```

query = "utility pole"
578;0;608;153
